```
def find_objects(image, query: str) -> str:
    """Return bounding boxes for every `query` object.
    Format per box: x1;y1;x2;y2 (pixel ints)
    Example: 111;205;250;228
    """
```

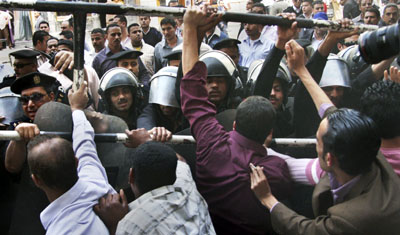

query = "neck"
95;47;104;53
45;188;66;203
166;35;178;47
121;29;127;41
381;136;400;148
250;33;261;41
113;109;130;121
332;168;355;186
131;40;142;48
109;44;122;54
142;26;150;34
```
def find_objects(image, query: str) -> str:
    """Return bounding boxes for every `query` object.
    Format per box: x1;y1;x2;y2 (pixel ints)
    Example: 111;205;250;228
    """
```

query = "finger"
99;196;106;206
93;204;101;214
120;189;128;207
384;70;389;81
166;130;172;141
160;127;167;142
28;126;35;139
250;171;255;188
34;125;40;136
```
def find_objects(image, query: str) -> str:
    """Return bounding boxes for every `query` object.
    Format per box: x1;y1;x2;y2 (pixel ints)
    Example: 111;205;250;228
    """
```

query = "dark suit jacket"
270;153;400;234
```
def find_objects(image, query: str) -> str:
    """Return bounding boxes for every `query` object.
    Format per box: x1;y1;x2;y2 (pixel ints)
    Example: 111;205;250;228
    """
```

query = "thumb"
93;204;101;214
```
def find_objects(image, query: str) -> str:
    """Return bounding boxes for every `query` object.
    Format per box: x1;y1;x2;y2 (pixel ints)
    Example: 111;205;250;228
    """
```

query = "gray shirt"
153;37;182;73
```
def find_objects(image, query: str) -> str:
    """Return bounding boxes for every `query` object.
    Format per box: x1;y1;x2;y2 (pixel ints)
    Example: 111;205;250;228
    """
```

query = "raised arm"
253;13;298;97
68;81;109;184
286;40;333;112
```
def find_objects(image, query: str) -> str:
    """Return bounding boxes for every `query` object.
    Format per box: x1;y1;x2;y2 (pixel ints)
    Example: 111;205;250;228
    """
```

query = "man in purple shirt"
180;7;292;234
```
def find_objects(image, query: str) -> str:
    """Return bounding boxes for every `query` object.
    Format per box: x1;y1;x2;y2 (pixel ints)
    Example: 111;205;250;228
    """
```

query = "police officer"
199;50;243;113
137;66;188;133
98;67;144;130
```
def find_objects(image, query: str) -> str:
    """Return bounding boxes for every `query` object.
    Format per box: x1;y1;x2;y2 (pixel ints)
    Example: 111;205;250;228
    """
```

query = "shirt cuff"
270;201;280;213
318;103;334;118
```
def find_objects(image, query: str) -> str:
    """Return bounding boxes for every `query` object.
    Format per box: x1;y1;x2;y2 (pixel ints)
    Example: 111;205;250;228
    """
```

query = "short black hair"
39;21;49;27
130;142;177;194
383;3;399;13
58;39;74;51
91;28;105;35
235;96;276;144
114;15;128;25
365;6;381;20
59;30;73;40
32;30;50;46
251;3;266;13
322;108;380;176
312;0;324;7
160;16;177;28
302;0;313;4
128;23;140;34
360;80;400;139
28;135;78;192
106;23;121;33
48;36;59;42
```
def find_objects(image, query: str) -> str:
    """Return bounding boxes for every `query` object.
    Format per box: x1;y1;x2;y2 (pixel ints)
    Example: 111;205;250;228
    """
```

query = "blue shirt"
239;36;274;68
92;45;129;78
40;110;115;235
153;37;183;73
203;27;228;48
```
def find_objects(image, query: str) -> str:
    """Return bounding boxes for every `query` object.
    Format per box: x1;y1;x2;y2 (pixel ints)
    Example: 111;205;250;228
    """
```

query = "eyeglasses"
344;41;358;47
19;93;46;105
13;63;33;69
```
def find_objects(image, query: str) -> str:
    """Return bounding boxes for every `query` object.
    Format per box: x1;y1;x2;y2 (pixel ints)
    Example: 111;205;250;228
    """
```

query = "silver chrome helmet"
98;67;142;112
199;50;243;91
247;59;292;95
149;66;179;108
320;54;351;89
0;87;24;125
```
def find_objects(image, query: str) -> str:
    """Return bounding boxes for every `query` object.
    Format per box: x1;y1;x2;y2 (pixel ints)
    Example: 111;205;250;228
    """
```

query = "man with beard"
99;67;143;130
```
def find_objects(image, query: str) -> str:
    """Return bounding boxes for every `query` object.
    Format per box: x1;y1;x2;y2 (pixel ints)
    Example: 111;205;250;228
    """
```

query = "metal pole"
0;130;316;146
73;12;86;91
0;1;378;32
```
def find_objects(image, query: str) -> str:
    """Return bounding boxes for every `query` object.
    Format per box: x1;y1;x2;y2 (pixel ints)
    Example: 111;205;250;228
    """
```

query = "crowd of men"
1;0;400;234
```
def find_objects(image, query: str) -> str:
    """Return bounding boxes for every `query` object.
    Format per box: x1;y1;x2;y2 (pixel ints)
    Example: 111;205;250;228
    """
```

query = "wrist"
261;194;279;210
275;39;288;50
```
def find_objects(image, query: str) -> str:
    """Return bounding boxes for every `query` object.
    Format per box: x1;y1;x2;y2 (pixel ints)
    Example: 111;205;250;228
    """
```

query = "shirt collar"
162;36;183;49
40;179;85;230
329;173;361;204
230;131;267;155
105;45;128;55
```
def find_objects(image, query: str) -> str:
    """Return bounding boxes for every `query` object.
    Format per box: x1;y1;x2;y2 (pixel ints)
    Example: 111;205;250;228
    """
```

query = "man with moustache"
92;23;128;78
4;72;61;234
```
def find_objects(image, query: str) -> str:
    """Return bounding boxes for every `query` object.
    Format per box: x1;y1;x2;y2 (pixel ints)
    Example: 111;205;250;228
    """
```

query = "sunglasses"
19;93;46;105
13;63;33;69
344;41;358;47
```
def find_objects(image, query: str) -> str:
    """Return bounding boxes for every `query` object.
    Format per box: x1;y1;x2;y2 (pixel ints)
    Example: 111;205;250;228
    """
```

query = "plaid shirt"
116;161;216;235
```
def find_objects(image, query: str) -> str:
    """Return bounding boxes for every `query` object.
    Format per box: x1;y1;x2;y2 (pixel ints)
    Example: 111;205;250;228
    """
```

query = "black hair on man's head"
59;30;73;40
91;28;105;35
322;108;381;176
360;80;400;139
106;23;121;33
28;135;78;192
114;15;128;24
128;23;140;34
32;30;50;46
130;142;177;194
160;16;177;27
235;96;276;144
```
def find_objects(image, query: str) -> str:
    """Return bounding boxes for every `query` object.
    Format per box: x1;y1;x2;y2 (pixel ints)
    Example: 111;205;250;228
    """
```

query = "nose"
27;99;35;108
270;89;276;96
